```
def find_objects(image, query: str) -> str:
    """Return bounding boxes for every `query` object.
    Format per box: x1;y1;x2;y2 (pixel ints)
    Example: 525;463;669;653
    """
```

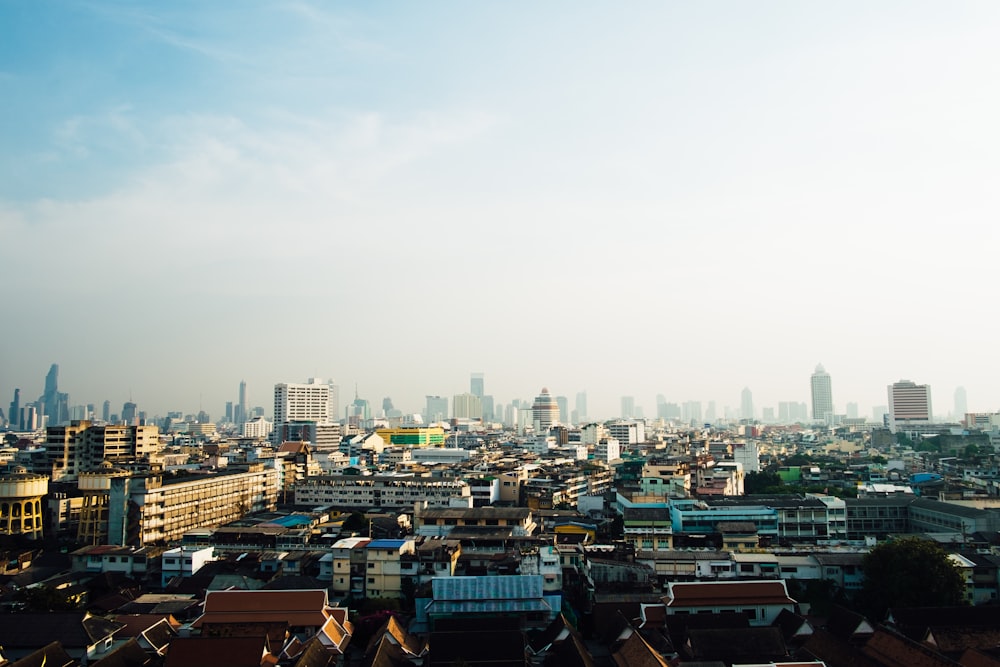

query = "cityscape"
4;1;1000;666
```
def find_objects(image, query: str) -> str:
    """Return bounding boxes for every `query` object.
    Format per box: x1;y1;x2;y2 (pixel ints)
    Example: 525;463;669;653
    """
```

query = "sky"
3;1;1000;421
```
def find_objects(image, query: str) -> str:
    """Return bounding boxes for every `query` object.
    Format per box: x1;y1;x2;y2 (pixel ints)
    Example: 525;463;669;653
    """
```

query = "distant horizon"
1;362;983;424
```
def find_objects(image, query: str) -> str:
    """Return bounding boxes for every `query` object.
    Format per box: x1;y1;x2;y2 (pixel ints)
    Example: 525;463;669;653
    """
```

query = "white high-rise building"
273;381;333;425
888;380;932;433
452;393;483;420
531;388;560;431
810;364;834;423
954;387;968;421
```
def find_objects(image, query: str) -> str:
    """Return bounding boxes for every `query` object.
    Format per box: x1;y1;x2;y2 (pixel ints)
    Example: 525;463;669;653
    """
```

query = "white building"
161;545;215;587
811;364;834;423
242;416;273;439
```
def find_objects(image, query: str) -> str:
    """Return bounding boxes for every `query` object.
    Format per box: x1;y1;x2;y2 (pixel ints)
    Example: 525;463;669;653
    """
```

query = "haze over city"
3;2;1000;418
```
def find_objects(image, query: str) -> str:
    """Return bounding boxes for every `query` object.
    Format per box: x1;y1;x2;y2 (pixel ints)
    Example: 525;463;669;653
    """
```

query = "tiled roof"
610;631;671;667
686;627;788;662
862;627;963;667
194;589;332;628
163;637;271;667
7;641;76;667
665;580;795;607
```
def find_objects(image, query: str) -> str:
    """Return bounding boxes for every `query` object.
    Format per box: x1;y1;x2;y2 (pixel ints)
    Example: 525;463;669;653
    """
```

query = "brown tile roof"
926;626;1000;655
862;628;963;667
610;632;671;667
797;628;882;667
110;614;182;637
957;648;1000;667
88;638;152;667
163;637;271;667
665;580;795;607
194;589;332;628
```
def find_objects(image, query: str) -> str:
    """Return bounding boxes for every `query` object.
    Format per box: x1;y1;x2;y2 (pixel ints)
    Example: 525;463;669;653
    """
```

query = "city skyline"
3;3;1000;420
0;362;987;425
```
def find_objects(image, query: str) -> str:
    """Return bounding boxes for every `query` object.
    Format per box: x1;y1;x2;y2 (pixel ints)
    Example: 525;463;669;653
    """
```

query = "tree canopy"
858;537;966;619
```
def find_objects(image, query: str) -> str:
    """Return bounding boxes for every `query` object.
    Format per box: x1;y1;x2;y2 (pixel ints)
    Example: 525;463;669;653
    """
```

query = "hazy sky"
3;1;1000;420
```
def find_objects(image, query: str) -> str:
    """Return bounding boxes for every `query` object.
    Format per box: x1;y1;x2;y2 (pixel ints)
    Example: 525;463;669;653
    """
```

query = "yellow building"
0;467;48;539
375;426;447;448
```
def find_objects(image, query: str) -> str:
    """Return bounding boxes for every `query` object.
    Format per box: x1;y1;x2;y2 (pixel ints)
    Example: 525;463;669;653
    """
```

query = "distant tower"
532;388;560;431
0;467;48;539
954;387;968;421
810;364;834;423
102;400;111;422
237;380;248;426
741;387;754;422
556;396;569;425
575;392;588;422
8;389;19;430
122;402;138;426
470;373;485;398
621;396;635;420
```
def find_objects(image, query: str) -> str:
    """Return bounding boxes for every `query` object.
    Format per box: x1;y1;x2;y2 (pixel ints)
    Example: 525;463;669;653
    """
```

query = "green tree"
342;512;367;535
858;537;966;620
745;471;783;494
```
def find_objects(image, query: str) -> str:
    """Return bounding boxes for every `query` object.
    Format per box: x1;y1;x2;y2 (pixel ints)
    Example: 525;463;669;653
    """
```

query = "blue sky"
3;1;1000;420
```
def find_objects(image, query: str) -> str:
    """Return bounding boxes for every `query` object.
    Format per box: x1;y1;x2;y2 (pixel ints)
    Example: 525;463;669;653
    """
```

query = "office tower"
531;388;559;431
556;396;569;425
846;402;859;420
86;404;95;420
235;379;248;426
425;395;449;424
9;389;19;430
102;400;111;422
682;401;702;424
575;392;588;422
954;387;968;421
470;372;485;398
621;396;635;420
810;364;834;423
482;395;495;421
705;401;717;424
39;363;69;426
122;402;138;425
224;402;234;423
872;405;888;423
887;380;932;433
452;393;483;420
274;381;332;424
740;387;754;422
762;407;775;423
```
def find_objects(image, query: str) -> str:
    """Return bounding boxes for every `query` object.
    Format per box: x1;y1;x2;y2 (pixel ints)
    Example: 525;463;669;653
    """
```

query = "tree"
745;471;783;495
857;537;966;620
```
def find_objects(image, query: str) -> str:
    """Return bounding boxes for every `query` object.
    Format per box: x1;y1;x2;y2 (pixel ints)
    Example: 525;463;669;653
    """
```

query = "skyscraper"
236;379;248;426
740;387;754;422
274;381;332;424
954;386;968;421
39;363;68;427
9;389;19;430
888;379;932;433
621;396;635;420
810;364;834;423
470;373;484;398
452;393;483;420
556;396;569;425
425;395;449;423
575;392;588;422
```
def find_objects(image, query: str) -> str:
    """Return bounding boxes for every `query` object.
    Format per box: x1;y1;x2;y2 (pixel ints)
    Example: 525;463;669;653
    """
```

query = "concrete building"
364;538;417;599
452;393;483;420
0;467;48;539
531;388;559;432
45;421;160;481
160;545;215;587
375;426;447;448
108;463;279;546
888;379;933;433
294;475;471;509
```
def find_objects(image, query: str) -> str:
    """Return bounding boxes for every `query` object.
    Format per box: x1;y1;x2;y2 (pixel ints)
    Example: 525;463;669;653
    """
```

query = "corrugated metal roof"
432;575;544;601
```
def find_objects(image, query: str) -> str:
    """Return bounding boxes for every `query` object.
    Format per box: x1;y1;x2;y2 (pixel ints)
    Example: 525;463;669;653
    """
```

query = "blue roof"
367;539;407;549
267;515;314;528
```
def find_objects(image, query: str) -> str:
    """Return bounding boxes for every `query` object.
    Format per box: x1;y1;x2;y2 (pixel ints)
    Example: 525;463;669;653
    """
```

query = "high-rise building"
575;392;588;422
954;387;968;421
740;387;754;422
531;388;559;431
9;389;20;430
452;393;483;420
481;395;495;422
274;381;332;424
235;379;248;426
121;402;138;426
621;396;635;420
425;396;449;423
555;396;569;425
846;402;859;420
811;364;834;423
470;373;485;398
888;380;932;433
102;400;111;423
39;363;69;427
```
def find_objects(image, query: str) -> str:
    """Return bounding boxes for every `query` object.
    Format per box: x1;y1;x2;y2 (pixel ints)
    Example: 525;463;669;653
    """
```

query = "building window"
368;577;375;584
